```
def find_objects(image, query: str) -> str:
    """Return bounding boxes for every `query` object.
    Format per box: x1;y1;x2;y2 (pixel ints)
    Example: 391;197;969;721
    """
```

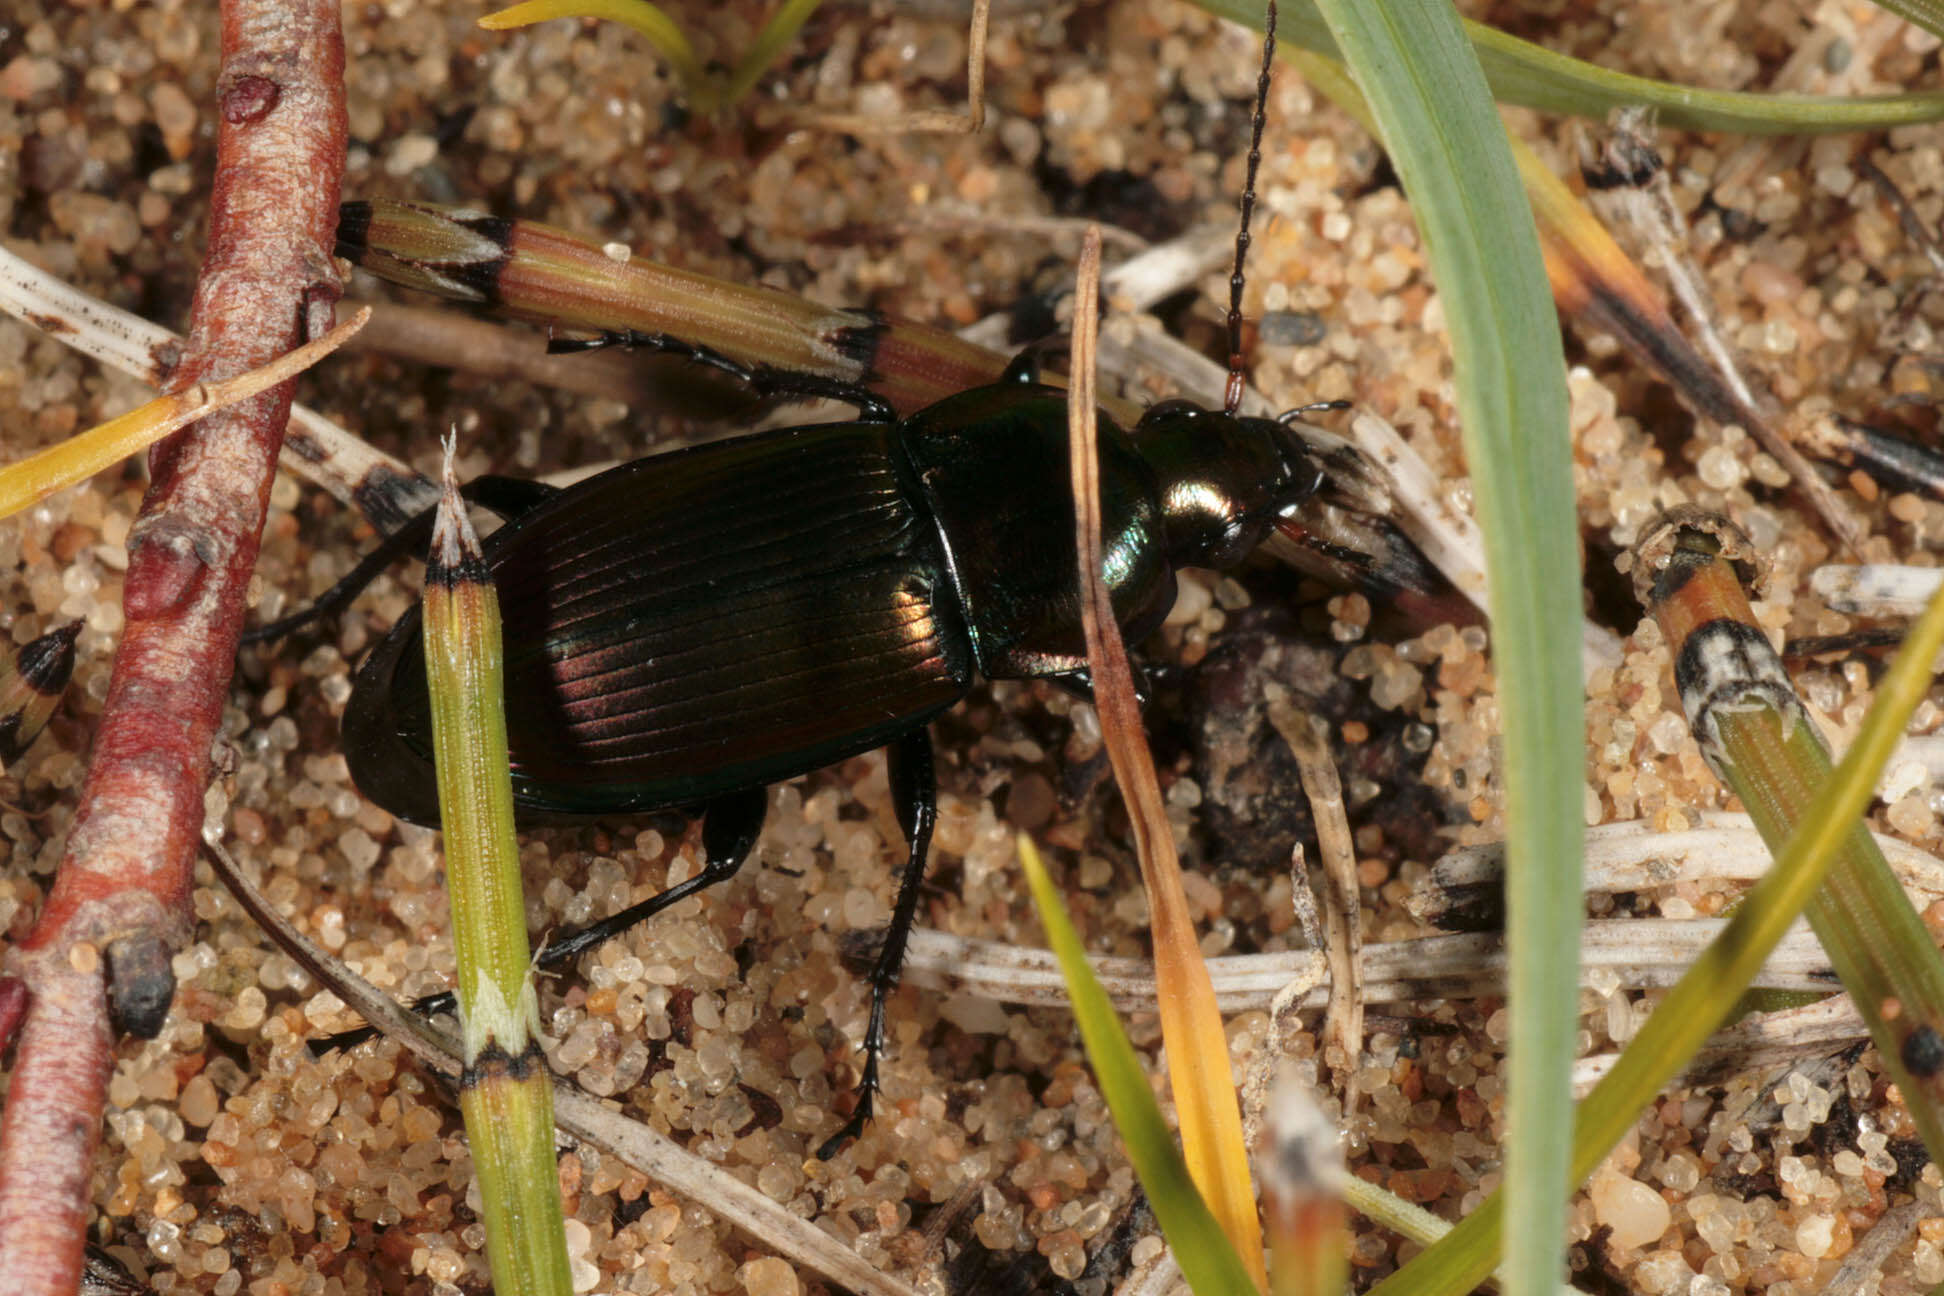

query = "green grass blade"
1018;836;1260;1296
422;437;574;1296
1298;2;1579;1295
1871;0;1944;41
721;0;827;108
479;0;705;95
1194;0;1944;132
1462;18;1944;131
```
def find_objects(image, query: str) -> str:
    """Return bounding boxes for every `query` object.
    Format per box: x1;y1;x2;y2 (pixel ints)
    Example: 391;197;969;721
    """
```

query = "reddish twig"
0;2;346;1289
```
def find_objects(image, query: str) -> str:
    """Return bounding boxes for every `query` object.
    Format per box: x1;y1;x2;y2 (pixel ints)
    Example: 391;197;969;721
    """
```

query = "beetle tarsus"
550;328;898;422
816;1063;878;1160
818;728;936;1159
309;998;439;1055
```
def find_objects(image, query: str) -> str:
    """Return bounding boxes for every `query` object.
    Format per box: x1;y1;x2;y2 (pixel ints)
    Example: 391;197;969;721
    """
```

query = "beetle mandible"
315;3;1311;1160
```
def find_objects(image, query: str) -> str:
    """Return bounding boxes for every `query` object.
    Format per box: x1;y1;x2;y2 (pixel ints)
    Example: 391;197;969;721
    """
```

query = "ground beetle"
292;4;1312;1159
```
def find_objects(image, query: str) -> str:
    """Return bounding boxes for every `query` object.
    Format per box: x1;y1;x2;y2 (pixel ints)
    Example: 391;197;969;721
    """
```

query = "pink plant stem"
0;1;345;1289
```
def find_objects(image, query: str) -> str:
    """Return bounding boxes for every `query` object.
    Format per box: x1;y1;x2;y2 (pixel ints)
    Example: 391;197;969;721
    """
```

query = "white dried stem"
900;915;1841;1012
0;243;427;524
1267;702;1364;1104
1571;995;1868;1098
1581;109;1760;414
1346;408;1625;678
1811;563;1943;617
1575;111;1860;549
797;0;988;135
1414;811;1944;925
1823;1199;1926;1296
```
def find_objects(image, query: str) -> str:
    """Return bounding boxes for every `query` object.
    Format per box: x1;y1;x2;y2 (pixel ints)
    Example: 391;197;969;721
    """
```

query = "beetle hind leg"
817;728;937;1160
531;786;767;970
241;475;558;645
306;789;765;1056
549;328;897;423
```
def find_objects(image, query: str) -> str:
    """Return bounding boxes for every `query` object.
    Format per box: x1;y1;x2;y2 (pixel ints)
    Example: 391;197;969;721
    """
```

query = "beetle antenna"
1224;0;1277;416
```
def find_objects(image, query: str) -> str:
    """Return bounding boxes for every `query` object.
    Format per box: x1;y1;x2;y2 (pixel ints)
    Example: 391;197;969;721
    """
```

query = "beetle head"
1131;399;1324;571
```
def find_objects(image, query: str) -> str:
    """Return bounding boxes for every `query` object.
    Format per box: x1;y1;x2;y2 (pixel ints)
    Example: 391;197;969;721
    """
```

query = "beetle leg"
549;328;898;423
998;335;1070;387
466;474;562;517
817;728;936;1160
530;785;768;971
1276;398;1353;421
307;786;767;1057
242;506;440;644
242;476;559;645
1047;662;1155;708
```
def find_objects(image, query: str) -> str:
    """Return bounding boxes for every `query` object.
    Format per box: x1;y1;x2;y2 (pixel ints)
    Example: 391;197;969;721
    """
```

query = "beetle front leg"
817;728;936;1160
998;335;1070;386
1047;662;1158;709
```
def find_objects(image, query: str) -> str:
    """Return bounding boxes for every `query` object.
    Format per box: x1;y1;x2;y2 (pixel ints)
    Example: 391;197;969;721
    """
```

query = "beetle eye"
1270;422;1318;473
1206;516;1268;569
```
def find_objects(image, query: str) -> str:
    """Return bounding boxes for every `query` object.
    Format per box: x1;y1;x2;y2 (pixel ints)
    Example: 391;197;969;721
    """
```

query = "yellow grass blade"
0;307;368;521
1065;225;1264;1290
